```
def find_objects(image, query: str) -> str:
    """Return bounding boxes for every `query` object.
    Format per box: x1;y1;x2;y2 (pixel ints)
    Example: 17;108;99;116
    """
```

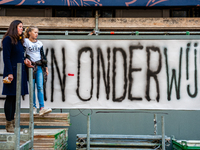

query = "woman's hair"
2;20;24;45
24;26;38;38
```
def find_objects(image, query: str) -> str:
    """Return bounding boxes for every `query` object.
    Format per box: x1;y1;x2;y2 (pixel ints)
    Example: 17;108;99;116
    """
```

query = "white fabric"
1;39;200;110
24;38;43;62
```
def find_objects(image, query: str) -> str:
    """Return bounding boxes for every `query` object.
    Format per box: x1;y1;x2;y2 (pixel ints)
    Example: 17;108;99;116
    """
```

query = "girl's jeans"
33;66;44;109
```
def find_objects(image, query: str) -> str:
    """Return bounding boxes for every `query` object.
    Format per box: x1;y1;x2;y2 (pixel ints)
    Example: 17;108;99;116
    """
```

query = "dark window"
101;9;114;17
53;8;115;17
172;10;187;17
192;7;200;17
75;10;93;17
54;9;73;17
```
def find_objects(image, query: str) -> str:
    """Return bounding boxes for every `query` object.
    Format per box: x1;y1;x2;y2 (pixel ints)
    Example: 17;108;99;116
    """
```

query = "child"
24;26;52;116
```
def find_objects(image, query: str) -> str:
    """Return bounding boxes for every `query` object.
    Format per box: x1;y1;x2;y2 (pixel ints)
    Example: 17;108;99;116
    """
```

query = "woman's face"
29;28;38;40
17;23;23;35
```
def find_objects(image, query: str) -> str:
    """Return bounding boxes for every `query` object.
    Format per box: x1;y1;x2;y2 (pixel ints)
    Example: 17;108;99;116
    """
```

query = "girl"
2;20;28;132
24;26;52;116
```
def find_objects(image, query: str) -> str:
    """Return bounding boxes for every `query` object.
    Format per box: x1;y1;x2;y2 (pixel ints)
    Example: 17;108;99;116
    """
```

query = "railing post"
162;116;165;150
14;63;22;150
154;114;157;135
87;114;91;150
95;10;99;35
29;68;34;149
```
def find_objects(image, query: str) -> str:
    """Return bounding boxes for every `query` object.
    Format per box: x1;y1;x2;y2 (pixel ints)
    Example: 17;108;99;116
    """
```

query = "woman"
2;20;28;132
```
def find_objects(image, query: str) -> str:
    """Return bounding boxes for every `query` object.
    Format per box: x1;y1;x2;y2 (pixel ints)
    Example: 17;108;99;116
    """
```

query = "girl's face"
17;23;23;35
29;28;38;40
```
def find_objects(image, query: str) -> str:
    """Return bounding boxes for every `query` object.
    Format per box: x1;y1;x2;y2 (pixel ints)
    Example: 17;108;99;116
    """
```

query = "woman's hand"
24;58;33;68
46;67;49;76
8;74;13;81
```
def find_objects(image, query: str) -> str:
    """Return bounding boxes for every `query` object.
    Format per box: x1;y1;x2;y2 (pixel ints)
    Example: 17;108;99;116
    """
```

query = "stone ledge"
0;17;200;30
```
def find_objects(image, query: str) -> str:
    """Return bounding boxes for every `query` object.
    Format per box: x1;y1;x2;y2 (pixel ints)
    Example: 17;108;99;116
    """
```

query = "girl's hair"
2;20;24;45
24;26;38;38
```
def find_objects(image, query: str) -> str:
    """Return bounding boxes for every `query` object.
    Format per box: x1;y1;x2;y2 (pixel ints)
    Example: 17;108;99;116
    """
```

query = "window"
53;8;114;17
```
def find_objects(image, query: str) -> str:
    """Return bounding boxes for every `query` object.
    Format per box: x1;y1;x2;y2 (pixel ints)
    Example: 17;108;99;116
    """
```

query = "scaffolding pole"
28;68;34;149
162;116;165;150
154;114;157;135
14;63;22;150
87;114;91;150
95;10;99;35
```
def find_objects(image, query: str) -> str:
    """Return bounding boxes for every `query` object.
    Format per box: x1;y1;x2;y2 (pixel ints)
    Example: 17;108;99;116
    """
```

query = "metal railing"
0;30;199;36
76;111;170;150
0;63;34;150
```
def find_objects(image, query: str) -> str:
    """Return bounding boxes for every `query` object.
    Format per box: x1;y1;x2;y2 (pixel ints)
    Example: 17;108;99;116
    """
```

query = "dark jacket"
2;36;28;96
26;46;48;85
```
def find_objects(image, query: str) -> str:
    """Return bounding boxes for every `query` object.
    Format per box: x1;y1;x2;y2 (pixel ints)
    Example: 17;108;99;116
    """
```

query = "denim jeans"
33;66;44;109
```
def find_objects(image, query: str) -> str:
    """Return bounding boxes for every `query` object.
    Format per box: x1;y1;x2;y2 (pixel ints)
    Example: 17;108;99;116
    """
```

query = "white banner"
0;40;200;110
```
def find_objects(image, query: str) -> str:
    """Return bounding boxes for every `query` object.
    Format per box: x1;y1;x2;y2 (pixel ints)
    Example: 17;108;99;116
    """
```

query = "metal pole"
15;63;22;150
0;30;200;35
154;114;157;135
87;114;91;150
162;116;165;150
95;10;99;35
28;68;34;149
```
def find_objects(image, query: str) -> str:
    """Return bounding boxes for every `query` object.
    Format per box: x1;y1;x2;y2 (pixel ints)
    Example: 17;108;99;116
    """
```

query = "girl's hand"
46;67;49;76
8;74;13;81
24;58;33;68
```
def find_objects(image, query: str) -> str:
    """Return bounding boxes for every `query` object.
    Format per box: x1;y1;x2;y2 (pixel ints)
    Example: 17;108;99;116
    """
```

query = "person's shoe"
39;108;52;116
6;121;14;133
11;119;15;128
33;107;37;115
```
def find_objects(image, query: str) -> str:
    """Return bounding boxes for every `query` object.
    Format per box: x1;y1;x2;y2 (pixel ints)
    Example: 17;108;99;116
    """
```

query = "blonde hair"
24;26;38;38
